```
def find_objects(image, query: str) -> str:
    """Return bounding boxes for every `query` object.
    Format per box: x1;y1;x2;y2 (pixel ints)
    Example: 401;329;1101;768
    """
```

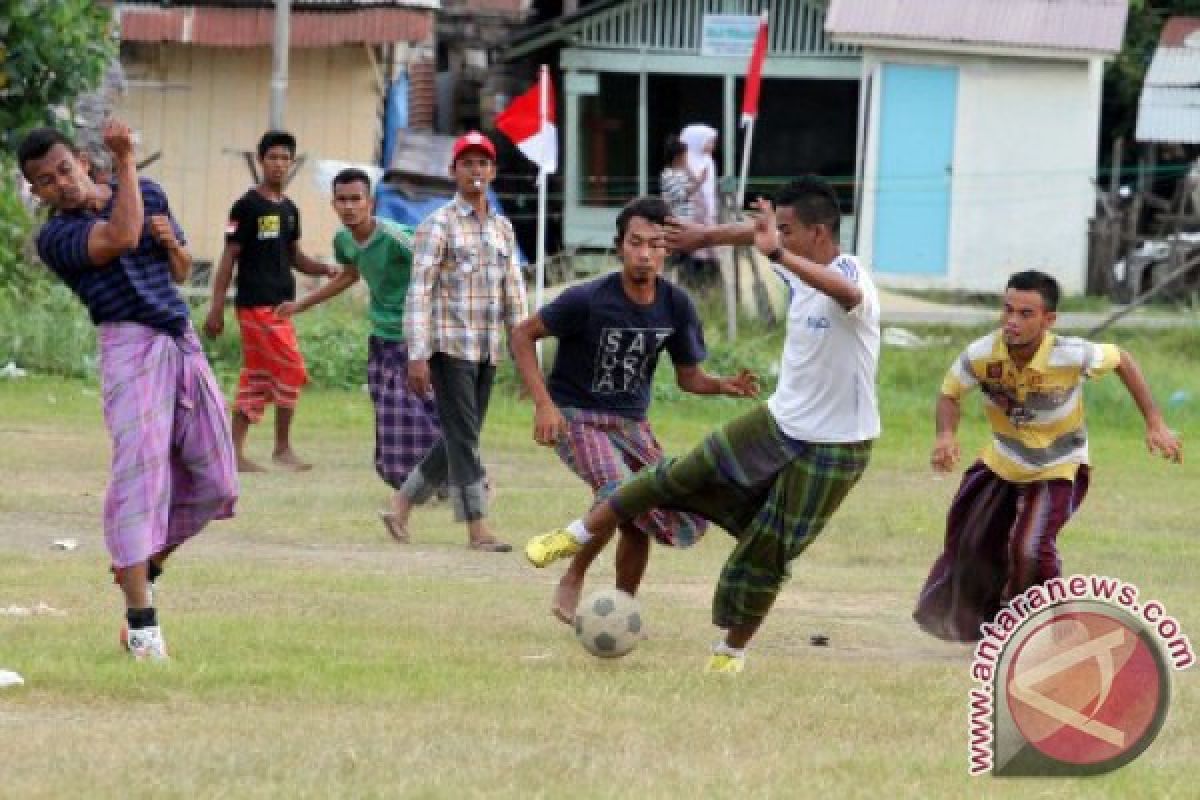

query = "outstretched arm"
674;365;759;398
290;242;337;278
276;265;360;318
1115;349;1183;463
665;217;754;252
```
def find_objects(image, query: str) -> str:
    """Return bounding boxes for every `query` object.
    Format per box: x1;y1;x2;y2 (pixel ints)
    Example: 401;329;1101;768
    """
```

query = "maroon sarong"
913;461;1089;642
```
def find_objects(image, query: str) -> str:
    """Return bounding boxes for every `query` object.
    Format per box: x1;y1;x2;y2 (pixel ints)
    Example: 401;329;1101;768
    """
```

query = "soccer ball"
574;588;642;659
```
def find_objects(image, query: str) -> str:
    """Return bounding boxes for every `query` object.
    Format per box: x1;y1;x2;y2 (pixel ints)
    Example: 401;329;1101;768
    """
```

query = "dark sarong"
913;460;1090;642
367;336;440;489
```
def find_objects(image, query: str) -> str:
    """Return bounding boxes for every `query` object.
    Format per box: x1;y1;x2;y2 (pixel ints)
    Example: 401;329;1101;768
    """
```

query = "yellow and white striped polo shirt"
941;331;1122;483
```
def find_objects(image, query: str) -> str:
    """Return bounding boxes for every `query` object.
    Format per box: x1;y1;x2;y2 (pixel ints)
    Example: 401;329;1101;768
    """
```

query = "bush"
0;162;49;294
5;278;1196;442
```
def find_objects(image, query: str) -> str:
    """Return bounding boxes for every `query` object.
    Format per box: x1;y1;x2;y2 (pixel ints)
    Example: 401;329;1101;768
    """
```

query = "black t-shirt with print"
226;188;301;308
540;272;707;419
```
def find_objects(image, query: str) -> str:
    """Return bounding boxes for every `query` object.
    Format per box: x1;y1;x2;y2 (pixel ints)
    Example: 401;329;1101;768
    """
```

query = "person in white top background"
527;176;880;674
677;123;720;289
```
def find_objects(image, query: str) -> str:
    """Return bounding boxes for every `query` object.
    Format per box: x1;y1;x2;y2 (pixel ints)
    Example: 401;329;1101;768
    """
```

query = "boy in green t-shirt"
277;169;440;539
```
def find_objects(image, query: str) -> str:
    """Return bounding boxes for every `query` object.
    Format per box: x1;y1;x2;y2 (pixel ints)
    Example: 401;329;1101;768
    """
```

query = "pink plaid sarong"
556;408;708;547
98;322;239;568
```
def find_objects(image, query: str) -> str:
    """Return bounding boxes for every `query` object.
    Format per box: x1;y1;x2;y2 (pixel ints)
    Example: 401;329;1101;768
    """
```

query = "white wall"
857;49;1103;294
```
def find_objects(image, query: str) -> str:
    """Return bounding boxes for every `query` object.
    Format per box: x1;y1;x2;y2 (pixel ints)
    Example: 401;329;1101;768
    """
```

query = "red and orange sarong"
235;306;308;422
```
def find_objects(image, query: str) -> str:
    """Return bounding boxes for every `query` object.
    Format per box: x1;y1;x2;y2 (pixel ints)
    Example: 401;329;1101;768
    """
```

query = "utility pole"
269;0;290;129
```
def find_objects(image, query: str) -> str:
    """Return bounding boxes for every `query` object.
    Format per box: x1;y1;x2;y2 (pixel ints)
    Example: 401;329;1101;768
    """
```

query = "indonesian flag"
496;66;558;176
741;12;769;126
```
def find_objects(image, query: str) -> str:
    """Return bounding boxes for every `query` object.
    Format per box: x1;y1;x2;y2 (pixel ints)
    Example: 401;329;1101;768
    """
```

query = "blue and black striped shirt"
36;178;190;337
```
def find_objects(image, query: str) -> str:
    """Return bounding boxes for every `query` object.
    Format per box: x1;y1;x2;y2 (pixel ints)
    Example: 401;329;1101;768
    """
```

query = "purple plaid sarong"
98;322;238;569
367;336;441;489
555;408;708;547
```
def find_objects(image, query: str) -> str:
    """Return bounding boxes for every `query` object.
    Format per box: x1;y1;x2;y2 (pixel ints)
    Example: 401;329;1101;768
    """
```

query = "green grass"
0;326;1198;798
887;288;1146;313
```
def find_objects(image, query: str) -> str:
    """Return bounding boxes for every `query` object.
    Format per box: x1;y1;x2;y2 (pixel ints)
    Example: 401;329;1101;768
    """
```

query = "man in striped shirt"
19;121;238;660
914;270;1183;642
388;132;527;551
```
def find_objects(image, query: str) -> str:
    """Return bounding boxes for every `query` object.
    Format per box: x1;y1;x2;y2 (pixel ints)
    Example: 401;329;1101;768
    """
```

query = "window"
736;78;860;212
578;73;639;208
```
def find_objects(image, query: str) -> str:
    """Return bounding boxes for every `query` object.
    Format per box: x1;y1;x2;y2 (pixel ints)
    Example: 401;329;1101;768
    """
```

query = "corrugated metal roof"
1137;17;1200;143
825;0;1127;55
119;6;434;46
1144;47;1200;87
117;1;439;8
1136;87;1200;144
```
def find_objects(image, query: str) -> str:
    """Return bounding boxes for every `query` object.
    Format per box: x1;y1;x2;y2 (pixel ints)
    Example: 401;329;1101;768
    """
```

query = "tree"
1;0;116;286
0;0;116;148
1101;0;1200;164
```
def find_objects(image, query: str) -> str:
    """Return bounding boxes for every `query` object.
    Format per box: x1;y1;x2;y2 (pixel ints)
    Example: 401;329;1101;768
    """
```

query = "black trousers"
401;354;495;522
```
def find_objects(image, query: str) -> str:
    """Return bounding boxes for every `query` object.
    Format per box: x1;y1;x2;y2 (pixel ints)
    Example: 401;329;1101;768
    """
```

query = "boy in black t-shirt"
512;195;759;623
204;131;335;472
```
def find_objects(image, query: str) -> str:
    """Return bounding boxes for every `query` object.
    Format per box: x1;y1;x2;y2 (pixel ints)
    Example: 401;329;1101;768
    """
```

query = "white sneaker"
126;626;169;661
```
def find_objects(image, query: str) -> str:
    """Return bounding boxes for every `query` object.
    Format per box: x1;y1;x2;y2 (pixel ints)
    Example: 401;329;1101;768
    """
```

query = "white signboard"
701;14;761;58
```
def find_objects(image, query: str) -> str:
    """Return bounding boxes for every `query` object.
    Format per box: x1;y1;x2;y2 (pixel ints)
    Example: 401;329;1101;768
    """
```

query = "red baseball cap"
451;131;497;164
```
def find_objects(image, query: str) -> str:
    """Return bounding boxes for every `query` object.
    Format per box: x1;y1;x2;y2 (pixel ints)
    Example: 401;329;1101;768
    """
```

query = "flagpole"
728;10;767;342
535;64;549;368
736;115;757;209
736;11;768;209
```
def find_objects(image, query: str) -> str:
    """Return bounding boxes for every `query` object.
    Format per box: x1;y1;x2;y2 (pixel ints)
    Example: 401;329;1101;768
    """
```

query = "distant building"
115;0;437;263
432;1;533;133
1136;16;1200;145
828;0;1128;293
505;0;861;250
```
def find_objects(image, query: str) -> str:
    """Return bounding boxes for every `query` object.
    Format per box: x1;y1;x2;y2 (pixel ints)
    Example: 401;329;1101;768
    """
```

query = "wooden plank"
1088;249;1200;336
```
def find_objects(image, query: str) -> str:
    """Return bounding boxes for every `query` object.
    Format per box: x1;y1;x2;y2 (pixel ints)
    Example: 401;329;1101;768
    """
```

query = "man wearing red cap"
387;132;527;551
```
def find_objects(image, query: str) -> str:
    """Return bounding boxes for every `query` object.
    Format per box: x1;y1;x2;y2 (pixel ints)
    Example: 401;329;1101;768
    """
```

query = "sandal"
379;511;410;544
468;538;512;553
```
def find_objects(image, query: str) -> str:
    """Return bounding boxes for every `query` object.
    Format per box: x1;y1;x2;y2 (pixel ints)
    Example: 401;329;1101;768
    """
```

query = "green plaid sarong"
609;404;872;628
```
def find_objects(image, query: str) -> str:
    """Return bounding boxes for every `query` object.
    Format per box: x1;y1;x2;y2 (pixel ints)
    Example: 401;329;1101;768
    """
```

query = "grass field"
1;326;1197;799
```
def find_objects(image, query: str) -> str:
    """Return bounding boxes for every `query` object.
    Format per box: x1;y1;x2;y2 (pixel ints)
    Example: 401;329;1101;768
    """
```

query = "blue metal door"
873;64;958;275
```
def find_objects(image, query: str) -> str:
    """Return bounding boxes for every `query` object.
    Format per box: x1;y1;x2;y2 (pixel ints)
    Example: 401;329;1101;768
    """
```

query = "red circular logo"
1005;610;1166;767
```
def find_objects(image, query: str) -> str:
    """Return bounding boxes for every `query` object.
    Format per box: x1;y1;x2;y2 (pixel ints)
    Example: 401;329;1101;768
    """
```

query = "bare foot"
272;450;312;472
553;574;583;624
238;457;267;473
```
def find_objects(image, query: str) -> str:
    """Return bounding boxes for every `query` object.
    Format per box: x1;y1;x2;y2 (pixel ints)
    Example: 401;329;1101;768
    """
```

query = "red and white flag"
496;66;557;175
741;12;769;127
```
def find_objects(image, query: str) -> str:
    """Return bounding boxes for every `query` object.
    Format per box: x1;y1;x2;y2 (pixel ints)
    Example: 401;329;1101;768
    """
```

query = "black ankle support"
126;607;157;629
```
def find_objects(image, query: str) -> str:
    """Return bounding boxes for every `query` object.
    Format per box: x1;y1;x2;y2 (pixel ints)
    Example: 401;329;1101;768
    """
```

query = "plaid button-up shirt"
405;195;528;363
